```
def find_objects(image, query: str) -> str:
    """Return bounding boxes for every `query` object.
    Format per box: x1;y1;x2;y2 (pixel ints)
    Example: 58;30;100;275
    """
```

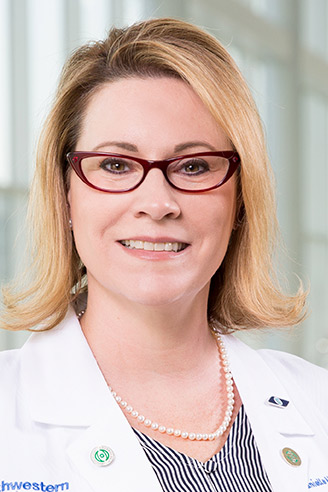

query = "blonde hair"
1;18;306;332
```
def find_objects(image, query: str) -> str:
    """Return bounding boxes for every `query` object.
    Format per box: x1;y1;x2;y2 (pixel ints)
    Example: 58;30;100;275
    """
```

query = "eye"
179;159;209;175
99;158;131;173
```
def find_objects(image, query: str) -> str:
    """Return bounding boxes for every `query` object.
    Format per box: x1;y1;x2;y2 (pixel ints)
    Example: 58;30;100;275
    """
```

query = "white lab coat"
0;308;327;491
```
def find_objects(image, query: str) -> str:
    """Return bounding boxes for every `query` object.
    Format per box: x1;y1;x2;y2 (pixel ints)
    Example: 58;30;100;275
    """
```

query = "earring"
69;218;73;230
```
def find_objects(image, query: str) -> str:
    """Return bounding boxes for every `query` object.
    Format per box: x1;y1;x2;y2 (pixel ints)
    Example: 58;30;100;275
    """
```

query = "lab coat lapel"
66;412;162;491
21;309;107;426
21;309;162;492
223;334;314;492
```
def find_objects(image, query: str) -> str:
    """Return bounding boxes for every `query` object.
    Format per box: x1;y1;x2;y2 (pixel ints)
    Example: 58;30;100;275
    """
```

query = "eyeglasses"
66;151;240;193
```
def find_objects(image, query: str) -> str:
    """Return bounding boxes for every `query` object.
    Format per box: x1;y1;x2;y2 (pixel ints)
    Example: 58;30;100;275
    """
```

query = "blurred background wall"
0;0;328;368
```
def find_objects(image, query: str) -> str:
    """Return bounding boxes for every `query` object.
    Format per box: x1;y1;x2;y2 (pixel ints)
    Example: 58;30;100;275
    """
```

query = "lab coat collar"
21;307;112;426
223;334;315;492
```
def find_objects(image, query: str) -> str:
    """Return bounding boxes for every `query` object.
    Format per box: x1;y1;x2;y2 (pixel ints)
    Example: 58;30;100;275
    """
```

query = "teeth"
120;240;187;252
144;241;154;251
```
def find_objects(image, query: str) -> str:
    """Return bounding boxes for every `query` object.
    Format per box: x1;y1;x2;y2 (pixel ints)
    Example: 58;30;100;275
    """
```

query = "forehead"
76;77;230;152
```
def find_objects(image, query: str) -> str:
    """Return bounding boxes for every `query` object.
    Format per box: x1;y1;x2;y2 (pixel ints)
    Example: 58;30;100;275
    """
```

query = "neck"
80;284;216;379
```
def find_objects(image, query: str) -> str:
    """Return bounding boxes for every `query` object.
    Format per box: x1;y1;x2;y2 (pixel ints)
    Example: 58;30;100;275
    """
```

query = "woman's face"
68;77;236;308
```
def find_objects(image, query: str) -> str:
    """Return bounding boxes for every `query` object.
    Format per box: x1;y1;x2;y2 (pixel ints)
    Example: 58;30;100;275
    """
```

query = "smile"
119;240;188;252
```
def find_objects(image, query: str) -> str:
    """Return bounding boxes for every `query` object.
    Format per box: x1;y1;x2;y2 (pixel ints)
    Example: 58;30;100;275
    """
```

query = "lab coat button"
281;447;302;467
91;445;115;466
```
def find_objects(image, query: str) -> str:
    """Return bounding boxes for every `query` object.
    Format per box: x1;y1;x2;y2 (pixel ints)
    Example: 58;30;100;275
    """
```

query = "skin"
68;77;241;461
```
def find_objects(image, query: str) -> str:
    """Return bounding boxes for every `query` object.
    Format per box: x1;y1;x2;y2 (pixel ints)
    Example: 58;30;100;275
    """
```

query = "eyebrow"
92;141;137;152
92;140;217;153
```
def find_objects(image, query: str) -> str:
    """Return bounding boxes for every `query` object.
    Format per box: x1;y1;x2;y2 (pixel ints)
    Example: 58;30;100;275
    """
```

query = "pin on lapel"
281;447;302;467
267;396;289;408
91;445;115;467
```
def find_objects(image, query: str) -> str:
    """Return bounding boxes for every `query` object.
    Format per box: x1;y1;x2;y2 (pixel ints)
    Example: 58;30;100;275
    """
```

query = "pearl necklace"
109;334;234;442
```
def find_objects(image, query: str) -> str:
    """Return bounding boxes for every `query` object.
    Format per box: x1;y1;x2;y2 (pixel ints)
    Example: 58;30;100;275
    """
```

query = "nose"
132;168;181;220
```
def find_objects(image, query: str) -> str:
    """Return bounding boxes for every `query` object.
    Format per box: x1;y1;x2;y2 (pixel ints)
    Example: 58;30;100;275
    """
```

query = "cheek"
68;176;114;230
195;185;236;239
67;186;106;256
197;190;237;271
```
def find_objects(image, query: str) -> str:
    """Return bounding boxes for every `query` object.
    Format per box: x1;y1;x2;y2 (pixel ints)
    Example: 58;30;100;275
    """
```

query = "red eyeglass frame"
66;150;241;193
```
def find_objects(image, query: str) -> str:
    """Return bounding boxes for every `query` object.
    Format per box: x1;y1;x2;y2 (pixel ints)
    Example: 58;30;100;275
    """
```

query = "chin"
125;289;187;307
121;278;208;309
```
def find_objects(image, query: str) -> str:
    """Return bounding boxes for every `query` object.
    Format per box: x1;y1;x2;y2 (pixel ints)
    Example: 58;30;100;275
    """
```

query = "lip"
118;236;189;243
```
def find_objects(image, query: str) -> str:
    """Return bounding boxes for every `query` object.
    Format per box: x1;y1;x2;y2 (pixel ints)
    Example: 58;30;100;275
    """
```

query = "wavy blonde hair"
1;18;306;332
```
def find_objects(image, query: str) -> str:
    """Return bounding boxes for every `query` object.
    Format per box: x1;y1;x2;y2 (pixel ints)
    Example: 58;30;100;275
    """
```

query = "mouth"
119;239;189;252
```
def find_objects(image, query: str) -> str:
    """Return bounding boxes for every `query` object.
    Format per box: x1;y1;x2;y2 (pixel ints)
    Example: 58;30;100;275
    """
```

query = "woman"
0;18;327;492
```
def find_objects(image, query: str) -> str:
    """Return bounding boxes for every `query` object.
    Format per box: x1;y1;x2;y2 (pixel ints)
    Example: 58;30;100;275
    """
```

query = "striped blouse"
133;405;273;492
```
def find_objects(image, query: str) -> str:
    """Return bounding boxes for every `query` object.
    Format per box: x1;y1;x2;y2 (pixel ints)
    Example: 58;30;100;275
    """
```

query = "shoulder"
0;347;22;385
226;333;328;385
0;347;21;376
257;347;328;383
0;348;22;418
